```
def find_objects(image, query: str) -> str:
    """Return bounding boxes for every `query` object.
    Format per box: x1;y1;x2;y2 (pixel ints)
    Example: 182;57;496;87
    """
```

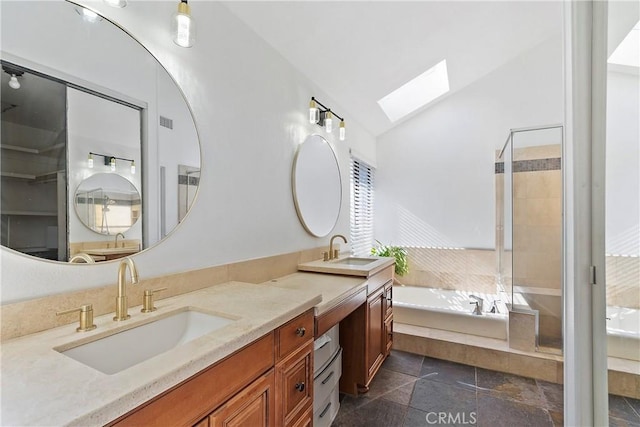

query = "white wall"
605;69;640;256
375;35;563;249
0;1;376;303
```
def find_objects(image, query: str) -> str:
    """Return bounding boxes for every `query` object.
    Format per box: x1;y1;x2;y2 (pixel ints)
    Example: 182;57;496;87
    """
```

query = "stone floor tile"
476;394;552;427
383;350;425;377
610;394;640;423
410;378;477;416
420;356;477;389
536;380;563;412
476;368;546;407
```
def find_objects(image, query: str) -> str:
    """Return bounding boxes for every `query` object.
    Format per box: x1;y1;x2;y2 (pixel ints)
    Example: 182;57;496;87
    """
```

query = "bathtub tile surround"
394;323;640;400
0;246;331;341
332;350;640;427
509;310;538;352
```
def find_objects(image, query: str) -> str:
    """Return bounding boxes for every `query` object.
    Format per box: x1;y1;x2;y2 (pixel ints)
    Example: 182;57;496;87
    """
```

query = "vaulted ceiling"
223;1;564;136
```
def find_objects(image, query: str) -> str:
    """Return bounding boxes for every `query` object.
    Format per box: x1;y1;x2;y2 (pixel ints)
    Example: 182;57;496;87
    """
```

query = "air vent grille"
159;116;173;129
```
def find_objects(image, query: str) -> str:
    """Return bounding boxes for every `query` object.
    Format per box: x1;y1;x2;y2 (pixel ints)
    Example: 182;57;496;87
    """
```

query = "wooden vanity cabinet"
339;265;394;395
109;309;314;427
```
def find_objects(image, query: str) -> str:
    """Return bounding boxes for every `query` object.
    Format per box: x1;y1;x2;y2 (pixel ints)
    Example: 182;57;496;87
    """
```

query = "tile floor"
332;350;640;427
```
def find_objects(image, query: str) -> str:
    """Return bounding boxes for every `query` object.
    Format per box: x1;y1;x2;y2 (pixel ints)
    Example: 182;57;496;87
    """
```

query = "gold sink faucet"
114;257;139;321
115;232;125;248
328;234;347;260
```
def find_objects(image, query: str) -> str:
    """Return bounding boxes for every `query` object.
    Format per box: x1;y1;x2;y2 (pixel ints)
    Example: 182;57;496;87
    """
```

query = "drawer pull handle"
295;382;305;392
319;402;332;418
295;327;306;337
321;371;335;385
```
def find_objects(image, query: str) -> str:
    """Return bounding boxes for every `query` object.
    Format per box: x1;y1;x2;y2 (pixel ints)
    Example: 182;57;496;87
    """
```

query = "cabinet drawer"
367;266;393;295
314;347;342;407
276;341;314;426
314;324;339;375
384;282;393;319
277;309;314;361
313;382;340;427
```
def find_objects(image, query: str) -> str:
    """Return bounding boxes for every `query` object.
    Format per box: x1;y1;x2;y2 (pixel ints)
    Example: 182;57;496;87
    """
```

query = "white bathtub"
607;306;640;361
393;286;508;340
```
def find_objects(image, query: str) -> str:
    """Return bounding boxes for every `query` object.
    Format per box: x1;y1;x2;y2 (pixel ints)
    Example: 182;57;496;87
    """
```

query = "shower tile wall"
509;144;563;348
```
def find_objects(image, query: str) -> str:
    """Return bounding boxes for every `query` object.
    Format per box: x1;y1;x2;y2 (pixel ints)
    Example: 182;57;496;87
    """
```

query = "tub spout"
470;295;484;315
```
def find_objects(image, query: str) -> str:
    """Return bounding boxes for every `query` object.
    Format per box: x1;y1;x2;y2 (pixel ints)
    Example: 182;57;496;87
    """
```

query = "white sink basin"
58;309;235;374
333;257;378;266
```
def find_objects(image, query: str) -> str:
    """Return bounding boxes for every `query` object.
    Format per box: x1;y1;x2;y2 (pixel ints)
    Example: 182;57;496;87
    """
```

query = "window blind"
350;157;375;257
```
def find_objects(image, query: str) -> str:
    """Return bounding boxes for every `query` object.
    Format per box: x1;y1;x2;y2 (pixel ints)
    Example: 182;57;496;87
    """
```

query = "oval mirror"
292;135;342;237
0;1;201;262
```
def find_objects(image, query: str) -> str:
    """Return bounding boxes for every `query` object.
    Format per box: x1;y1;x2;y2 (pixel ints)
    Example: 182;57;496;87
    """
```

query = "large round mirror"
0;1;201;262
292;135;342;237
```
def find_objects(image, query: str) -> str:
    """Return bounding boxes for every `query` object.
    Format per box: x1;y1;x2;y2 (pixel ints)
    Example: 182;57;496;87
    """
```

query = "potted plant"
370;240;408;277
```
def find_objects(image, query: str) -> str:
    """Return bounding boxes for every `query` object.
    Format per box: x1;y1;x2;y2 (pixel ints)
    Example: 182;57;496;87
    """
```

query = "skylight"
377;59;450;122
608;20;640;68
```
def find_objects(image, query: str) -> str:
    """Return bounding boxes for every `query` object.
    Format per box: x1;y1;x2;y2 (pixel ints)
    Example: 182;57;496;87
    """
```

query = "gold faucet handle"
56;304;97;332
141;287;168;313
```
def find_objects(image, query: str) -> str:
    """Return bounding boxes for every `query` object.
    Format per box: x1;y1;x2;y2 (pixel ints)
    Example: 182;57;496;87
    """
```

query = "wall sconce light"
308;97;346;141
3;66;24;90
171;0;196;48
103;0;127;8
88;152;136;174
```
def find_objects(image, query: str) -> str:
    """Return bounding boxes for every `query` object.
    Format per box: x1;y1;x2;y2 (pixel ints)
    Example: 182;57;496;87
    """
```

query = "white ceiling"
223;1;563;136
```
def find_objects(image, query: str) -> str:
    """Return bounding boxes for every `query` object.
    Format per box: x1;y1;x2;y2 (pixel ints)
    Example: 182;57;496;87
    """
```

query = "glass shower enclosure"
497;124;564;353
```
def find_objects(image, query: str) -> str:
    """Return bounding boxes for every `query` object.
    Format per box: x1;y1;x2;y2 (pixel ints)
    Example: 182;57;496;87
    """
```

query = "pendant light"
171;0;195;48
130;160;136;174
88;153;94;168
339;120;346;141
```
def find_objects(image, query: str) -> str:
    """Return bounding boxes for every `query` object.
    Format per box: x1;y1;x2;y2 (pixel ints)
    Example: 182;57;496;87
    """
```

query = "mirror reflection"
0;1;201;262
74;173;141;236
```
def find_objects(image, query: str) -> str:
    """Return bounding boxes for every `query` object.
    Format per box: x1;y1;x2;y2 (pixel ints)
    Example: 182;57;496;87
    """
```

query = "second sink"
57;309;235;375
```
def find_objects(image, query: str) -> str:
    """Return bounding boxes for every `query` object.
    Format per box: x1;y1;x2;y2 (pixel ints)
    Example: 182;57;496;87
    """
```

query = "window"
350;157;375;256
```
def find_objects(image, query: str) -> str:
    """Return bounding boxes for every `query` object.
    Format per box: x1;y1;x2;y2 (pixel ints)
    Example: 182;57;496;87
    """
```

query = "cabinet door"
209;370;275;427
366;286;385;381
276;341;313;426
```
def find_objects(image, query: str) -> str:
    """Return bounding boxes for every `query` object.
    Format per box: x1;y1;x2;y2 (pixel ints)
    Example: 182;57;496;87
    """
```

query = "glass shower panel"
511;127;563;352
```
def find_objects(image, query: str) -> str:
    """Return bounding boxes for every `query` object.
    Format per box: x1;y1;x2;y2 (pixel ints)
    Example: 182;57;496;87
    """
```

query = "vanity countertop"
297;256;395;278
264;272;369;316
0;281;322;426
83;247;140;255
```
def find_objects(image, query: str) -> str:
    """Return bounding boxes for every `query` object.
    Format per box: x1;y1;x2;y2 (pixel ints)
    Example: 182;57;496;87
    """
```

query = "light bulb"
8;75;20;90
309;99;319;124
103;0;126;7
77;7;101;23
88;154;94;168
110;157;116;171
325;111;333;133
130;161;136;174
339;120;346;141
172;1;195;48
